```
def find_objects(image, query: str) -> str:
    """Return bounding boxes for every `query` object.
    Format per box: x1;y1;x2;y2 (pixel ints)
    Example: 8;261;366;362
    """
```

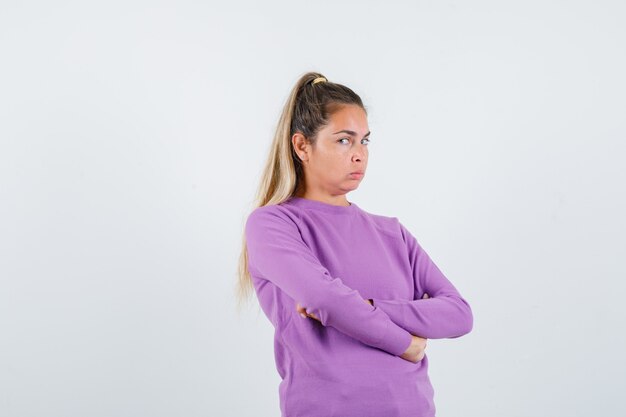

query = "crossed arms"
244;207;473;357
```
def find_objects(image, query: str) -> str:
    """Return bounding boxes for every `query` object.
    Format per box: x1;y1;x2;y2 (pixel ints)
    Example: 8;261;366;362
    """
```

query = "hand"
295;302;320;322
399;292;430;363
400;334;428;363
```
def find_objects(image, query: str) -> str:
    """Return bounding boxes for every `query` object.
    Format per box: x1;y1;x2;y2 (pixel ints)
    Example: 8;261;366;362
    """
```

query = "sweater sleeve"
245;206;413;356
370;221;474;339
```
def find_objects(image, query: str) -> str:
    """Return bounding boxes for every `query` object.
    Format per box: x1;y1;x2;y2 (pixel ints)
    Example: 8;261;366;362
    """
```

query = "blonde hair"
235;71;367;312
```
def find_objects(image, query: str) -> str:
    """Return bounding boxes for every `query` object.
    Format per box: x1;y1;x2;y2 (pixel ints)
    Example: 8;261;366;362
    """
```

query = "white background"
1;1;624;416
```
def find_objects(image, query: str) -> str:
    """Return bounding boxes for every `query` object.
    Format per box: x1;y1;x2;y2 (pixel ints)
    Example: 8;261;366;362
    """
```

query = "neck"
293;190;350;207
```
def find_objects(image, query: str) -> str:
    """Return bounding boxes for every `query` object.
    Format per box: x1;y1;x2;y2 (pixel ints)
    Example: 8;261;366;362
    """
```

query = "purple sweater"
244;196;473;417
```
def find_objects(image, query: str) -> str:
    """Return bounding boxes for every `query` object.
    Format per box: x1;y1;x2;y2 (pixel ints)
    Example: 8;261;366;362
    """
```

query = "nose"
352;146;367;161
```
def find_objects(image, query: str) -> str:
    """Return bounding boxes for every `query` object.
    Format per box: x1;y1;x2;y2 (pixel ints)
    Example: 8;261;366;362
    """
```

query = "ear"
292;132;310;162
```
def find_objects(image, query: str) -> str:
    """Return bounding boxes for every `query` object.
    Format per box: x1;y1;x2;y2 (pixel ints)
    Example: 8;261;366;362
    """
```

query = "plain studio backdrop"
1;1;624;416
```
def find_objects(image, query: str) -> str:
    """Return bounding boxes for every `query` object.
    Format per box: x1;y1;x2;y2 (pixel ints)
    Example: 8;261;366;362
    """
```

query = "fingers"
296;302;319;320
295;302;307;318
422;292;430;299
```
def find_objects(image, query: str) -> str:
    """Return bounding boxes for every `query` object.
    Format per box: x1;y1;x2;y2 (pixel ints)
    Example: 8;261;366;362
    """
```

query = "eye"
338;137;370;145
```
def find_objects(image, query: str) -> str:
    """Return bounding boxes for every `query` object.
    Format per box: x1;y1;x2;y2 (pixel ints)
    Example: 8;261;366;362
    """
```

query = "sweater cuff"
375;317;413;356
371;298;406;330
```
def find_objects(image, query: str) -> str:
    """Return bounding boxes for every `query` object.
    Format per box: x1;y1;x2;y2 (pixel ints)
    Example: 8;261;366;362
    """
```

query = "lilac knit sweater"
244;196;473;417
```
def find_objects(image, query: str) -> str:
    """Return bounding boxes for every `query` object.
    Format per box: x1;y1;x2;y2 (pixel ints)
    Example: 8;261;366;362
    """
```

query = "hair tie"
311;76;327;85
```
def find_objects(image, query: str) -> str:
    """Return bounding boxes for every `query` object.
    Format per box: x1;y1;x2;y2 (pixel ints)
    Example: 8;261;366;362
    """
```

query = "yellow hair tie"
312;76;327;85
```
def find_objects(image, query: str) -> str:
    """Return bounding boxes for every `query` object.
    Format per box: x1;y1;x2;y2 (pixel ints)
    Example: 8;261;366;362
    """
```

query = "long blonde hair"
235;71;367;312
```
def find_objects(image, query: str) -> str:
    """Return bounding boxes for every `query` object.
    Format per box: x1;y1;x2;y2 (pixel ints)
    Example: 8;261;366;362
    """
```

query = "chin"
342;184;360;192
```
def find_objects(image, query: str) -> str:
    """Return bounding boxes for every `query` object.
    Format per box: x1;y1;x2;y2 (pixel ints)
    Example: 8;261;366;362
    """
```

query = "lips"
350;171;364;175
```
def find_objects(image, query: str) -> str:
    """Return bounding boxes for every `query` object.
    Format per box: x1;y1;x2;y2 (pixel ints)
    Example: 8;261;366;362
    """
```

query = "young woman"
237;71;473;417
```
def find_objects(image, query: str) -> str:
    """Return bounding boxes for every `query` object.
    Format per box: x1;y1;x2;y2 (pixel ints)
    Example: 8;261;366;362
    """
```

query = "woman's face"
293;104;370;197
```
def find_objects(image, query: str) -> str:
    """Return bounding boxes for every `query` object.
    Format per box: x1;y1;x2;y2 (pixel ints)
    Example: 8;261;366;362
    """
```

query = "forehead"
326;105;368;130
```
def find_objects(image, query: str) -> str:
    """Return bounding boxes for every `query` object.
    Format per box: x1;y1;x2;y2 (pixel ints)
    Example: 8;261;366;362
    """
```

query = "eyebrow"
332;130;371;138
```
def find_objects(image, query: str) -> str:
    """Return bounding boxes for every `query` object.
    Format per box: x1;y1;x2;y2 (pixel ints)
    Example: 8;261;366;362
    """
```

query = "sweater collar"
285;196;359;214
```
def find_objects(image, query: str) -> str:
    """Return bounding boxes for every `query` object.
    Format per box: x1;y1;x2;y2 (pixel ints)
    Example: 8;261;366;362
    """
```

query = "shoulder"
245;202;302;234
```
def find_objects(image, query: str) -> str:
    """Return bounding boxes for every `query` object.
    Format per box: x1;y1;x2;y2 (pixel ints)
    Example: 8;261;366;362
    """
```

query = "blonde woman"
237;71;473;417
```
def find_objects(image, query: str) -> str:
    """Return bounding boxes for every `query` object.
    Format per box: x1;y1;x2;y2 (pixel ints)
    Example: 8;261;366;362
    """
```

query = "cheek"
317;148;344;166
311;146;351;176
318;158;342;175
